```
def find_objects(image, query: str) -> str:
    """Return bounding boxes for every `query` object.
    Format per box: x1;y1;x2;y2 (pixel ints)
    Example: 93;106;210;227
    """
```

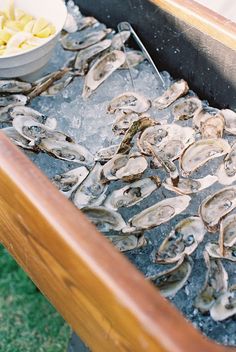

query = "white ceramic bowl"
0;0;67;78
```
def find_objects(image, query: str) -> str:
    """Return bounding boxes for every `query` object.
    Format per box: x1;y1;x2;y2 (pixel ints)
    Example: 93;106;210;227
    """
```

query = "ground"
0;245;71;352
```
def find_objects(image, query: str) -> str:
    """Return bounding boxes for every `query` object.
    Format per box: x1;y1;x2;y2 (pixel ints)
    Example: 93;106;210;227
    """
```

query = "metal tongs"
117;21;165;88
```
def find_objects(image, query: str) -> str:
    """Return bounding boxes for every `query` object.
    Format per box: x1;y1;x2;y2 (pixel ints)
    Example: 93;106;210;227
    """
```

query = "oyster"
104;177;161;211
77;16;98;31
217;141;236;185
149;255;193;297
210;286;236;321
194;251;228;312
108;92;151;114
199;186;236;232
108;233;147;252
128;195;191;230
41;73;74;96
51;167;89;198
0;80;32;93
153;79;189;109
111;30;130;50
173;97;202;120
72;163;108;208
120;50;145;69
221;109;236;135
205;242;236;262
39;138;94;166
163;175;218;195
102;154;148;182
82;50;126;98
82;206;127;232
10;106;57;129
112;112;141;136
200;113;225;139
155;217;206;263
95;144;119;163
180;138;230;177
2;127;35;150
61;28;111;51
0;94;28;107
74;39;112;74
219;214;236;254
63;13;78;33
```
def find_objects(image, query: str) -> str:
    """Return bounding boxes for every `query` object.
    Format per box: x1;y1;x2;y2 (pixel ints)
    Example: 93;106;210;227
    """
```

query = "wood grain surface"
0;131;235;352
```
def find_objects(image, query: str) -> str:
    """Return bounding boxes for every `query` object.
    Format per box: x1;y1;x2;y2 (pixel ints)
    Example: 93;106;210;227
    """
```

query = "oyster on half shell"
108;233;147;252
217;141;236;185
83;50;125;98
0;80;32;93
200;113;225;139
149;255;193;297
205;242;236;262
180;138;230;177
0;94;28;107
95;144;119;163
163;175;218;195
10;106;57;130
2;127;35;150
112;112;142;136
173;96;202;121
108;92;151;114
199;186;236;232
219;213;236;255
128;195;191;230
120;50;145;69
210;286;236;321
221;109;236;135
153;79;189;110
155;217;206;263
111;30;130;50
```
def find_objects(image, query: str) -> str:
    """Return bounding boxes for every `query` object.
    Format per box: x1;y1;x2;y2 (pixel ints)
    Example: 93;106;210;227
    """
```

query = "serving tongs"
117;21;165;88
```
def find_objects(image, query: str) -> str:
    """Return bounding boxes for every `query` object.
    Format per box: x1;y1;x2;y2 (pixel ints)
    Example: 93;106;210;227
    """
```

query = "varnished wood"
150;0;236;50
0;134;235;352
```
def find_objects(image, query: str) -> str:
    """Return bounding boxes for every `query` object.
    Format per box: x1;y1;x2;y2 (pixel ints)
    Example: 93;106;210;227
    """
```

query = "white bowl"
0;0;67;78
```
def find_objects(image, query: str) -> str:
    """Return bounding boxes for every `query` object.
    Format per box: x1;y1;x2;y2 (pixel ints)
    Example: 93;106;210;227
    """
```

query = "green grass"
0;245;71;352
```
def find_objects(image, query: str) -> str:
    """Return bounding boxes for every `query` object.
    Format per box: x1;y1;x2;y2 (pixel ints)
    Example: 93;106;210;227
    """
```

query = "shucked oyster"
221;109;236;135
95;144;119;163
173;97;202;121
128;195;191;230
82;50;126;98
0;79;32;93
163;175;218;195
155;217;206;263
102;154;148;182
10;106;57;130
153;79;189;110
82;206;127;233
108;92;151;114
112;112;142;136
194;251;228;313
73;163;108;208
104;177;161;211
199;186;236;232
120;50;145;69
210;286;236;321
180;138;230;177
219;213;236;255
111;30;130;50
2;127;35;150
149;255;193;297
40;72;74;96
200;113;225;139
108;233;147;252
0;94;28;107
217;141;236;185
51;166;89;198
205;242;236;262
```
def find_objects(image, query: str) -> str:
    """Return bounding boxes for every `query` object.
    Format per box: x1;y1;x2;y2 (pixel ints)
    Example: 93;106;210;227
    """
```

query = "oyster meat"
128;195;191;230
2;127;35;150
10;106;57;129
199;186;236;232
95;144;119;163
163;175;218;195
221;109;236;135
51;166;89;198
200;113;225;139
194;251;228;312
219;213;236;254
0;80;32;93
149;255;193;297
104;177;161;211
217;141;236;185
153;79;189;110
82;50;126;98
173;97;202;121
210;286;236;321
72;163;108;208
108;233;147;252
108;92;151;114
0;94;28;107
180;138;230;177
112;112;142;136
155;217;206;263
205;242;236;262
111;30;130;50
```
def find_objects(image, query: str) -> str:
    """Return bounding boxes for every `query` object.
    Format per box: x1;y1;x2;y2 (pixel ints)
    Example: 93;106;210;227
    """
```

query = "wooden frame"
0;0;236;351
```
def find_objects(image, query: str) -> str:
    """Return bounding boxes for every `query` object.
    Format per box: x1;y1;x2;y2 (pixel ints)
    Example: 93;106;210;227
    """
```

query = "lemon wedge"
7;31;32;49
6;0;15;20
32;17;49;35
0;30;11;43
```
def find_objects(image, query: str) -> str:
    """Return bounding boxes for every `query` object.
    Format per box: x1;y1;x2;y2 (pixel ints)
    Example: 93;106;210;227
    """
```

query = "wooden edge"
150;0;236;50
0;132;234;352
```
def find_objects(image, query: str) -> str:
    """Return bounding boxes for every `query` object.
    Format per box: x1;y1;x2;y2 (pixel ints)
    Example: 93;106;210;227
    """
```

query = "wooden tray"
0;0;235;351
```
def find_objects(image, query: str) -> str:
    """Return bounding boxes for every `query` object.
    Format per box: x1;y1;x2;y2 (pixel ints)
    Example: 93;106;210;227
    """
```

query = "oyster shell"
180;138;230;177
163;175;218;195
82;206;127;232
108;233;147;252
200;113;225;139
219;213;236;254
112;112;141;136
104;177;161;211
149;255;193;297
199;186;236;232
63;13;78;33
155;217;206;263
0;94;28;107
39;138;94;166
173;97;202;120
102;154;148;182
74;39;112;74
2;127;35;150
128;195;191;230
120;50;145;69
217;141;236;185
95;144;119;163
111;30;130;50
41;73;74;96
192;108;219;131
77;16;98;31
210;286;236;321
194;251;228;312
72;163;108;208
10;106;57;129
82;50;126;98
61;28;111;51
51;167;89;198
205;242;236;262
0;80;32;93
108;92;151;114
221;109;236;135
153;79;189;109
